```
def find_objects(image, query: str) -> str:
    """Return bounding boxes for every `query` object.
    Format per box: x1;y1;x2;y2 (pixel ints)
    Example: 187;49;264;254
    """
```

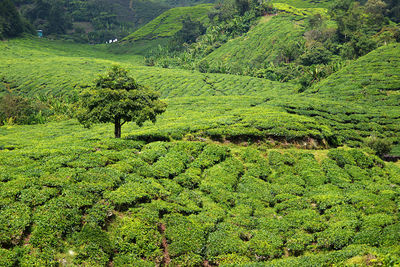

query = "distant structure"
107;39;118;44
37;30;43;38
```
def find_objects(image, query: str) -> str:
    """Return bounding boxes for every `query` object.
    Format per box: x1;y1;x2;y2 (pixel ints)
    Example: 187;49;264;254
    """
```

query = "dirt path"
158;223;171;266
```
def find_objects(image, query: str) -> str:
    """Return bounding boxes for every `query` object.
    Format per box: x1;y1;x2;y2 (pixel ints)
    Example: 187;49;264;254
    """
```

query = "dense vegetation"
0;0;33;39
1;0;400;265
11;0;213;43
145;0;399;90
122;4;213;43
1;124;400;265
76;66;167;138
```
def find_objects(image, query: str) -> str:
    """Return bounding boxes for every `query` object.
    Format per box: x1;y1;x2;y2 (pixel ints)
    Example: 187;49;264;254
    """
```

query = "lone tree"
76;65;167;138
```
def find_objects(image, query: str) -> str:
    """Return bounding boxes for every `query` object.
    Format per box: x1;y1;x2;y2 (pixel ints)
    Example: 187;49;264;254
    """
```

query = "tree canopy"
0;0;24;38
76;65;167;138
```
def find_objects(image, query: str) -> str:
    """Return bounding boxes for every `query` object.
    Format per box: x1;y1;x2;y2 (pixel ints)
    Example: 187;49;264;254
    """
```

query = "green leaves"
76;65;167;137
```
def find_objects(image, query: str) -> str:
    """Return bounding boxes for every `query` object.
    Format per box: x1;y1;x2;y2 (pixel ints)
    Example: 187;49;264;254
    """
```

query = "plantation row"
0;38;292;99
122;4;213;43
1;133;400;265
1;38;399;150
272;96;400;147
308;43;400;105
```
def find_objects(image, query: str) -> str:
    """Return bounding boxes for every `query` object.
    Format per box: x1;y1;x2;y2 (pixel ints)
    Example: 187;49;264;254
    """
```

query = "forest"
1;0;400;265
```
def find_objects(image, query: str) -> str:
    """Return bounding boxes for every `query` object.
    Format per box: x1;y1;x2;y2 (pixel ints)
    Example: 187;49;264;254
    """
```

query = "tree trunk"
114;117;121;138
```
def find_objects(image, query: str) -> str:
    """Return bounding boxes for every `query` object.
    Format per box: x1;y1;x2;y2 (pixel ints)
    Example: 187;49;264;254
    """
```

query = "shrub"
104;179;168;209
317;221;356;249
0;248;17;267
109;213;162;260
237;176;273;205
70;225;112;266
30;198;82;249
164;213;206;257
152;150;190;179
0;93;49;125
247;230;283;259
191;144;230;169
328;149;356;167
206;223;248;258
84;200;114;227
365;136;392;157
19;186;59;207
300;44;332;66
0;202;31;246
174;167;202;189
139;142;170;163
286;230;314;255
295;154;326;186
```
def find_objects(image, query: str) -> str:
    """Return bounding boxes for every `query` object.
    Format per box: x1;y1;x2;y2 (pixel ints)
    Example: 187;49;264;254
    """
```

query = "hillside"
122;4;213;43
1;38;338;146
1;0;400;265
0;38;291;98
1;119;400;265
1;38;399;147
309;43;400;106
202;14;305;73
272;0;332;8
11;0;213;43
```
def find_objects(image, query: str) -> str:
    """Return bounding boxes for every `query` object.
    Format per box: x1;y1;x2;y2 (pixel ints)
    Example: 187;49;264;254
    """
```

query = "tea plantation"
1;122;400;265
122;4;213;43
1;1;400;263
1;38;399;148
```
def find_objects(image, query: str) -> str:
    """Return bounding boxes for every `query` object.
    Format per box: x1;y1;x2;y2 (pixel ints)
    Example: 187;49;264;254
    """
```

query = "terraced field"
308;43;400;106
0;38;290;98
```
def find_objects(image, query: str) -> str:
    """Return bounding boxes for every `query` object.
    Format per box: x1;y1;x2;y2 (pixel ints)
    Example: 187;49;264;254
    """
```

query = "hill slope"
309;43;400;106
272;0;333;8
202;14;305;73
1;38;400;147
122;4;213;43
1;120;400;265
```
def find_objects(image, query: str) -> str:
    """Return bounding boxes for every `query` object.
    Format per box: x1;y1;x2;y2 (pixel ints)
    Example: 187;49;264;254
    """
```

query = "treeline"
145;0;400;89
0;0;33;39
9;0;132;43
7;0;214;43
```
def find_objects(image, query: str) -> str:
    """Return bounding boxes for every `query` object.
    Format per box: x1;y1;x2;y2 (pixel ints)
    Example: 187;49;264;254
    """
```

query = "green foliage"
122;4;213;43
0;93;50;125
0;202;31;246
170;16;206;49
70;224;112;265
1;12;400;264
0;0;25;38
76;65;167;138
201;14;305;75
365;135;393;157
0;126;400;264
